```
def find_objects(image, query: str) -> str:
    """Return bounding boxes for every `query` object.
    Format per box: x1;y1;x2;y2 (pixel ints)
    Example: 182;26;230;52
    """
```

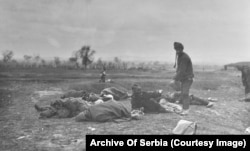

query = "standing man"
172;42;194;115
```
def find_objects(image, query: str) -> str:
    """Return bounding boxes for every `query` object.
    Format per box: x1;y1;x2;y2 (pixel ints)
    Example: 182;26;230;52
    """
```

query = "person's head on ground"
88;93;100;102
132;84;142;94
82;91;90;101
100;91;107;97
50;99;63;110
75;110;88;122
174;42;184;55
39;107;57;119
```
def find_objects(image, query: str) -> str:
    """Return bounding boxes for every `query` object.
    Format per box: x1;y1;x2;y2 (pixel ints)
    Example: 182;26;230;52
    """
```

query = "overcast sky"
0;0;249;65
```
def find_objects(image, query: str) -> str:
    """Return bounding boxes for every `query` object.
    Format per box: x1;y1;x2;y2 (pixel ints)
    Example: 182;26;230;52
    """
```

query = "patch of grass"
193;80;220;91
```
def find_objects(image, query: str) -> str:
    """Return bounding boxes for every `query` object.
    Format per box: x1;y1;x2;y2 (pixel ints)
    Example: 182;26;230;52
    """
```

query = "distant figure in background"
172;42;194;115
240;66;250;95
99;67;106;83
237;66;250;102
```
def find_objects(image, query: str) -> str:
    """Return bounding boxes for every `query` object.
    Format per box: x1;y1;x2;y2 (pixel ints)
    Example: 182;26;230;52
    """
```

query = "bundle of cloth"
75;100;131;122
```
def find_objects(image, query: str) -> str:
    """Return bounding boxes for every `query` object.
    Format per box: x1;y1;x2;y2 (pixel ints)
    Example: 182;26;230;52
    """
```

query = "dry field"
0;67;250;151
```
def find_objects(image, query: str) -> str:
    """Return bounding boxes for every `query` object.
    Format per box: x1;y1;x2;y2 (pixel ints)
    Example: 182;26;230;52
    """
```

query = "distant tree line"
0;45;172;71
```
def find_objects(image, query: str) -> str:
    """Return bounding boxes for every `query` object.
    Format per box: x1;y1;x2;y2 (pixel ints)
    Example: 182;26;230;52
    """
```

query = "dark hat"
174;42;184;50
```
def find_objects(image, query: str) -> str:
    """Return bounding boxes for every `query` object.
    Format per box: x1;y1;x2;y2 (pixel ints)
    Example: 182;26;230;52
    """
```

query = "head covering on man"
174;42;184;51
173;42;184;68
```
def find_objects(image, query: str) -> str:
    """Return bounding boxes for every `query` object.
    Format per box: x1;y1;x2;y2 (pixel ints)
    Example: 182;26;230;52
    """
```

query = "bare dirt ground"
0;68;250;151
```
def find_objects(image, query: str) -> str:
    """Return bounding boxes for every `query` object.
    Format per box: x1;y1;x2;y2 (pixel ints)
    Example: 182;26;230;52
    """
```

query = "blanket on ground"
75;100;131;122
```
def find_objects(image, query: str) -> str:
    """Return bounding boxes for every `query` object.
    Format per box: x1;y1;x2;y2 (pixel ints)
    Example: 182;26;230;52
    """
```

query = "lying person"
83;92;114;103
61;89;114;104
131;84;215;114
61;87;128;102
75;100;131;122
130;84;171;113
34;97;91;119
164;91;215;107
100;87;129;101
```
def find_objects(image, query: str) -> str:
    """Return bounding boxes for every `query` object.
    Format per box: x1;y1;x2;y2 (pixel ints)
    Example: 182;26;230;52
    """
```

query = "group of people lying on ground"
33;41;249;128
34;84;216;122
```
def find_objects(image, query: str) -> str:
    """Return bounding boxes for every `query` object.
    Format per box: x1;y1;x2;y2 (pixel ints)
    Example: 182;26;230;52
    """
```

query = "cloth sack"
172;120;197;135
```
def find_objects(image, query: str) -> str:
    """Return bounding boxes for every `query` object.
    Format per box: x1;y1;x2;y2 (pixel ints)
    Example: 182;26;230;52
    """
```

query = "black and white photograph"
0;0;250;150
